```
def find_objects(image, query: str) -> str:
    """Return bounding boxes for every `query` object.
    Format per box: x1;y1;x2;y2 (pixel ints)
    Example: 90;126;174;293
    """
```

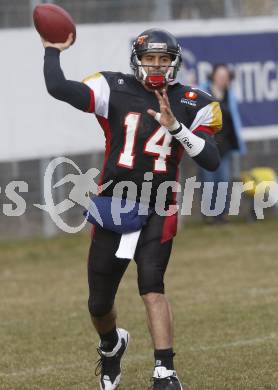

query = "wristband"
169;124;205;157
168;119;181;132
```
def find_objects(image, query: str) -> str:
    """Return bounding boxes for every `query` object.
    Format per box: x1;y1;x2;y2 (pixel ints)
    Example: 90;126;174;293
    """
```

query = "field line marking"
0;354;148;378
190;333;278;352
1;332;277;379
0;362;91;378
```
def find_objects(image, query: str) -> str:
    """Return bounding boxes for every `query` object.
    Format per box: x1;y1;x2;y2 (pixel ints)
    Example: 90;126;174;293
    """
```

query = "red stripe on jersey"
90;224;96;239
192;125;214;136
87;88;95;113
161;212;178;244
96;115;112;189
161;144;184;243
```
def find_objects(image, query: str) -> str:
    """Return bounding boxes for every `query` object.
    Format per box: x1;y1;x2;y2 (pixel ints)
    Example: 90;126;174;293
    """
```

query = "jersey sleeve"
186;89;222;135
82;72;111;118
190;101;222;135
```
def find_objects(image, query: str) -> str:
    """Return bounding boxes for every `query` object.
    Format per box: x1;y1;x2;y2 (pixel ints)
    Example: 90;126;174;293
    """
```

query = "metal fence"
1;0;278;28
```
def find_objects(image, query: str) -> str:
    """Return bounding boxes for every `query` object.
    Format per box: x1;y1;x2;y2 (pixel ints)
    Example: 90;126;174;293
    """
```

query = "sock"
100;327;118;352
154;348;175;370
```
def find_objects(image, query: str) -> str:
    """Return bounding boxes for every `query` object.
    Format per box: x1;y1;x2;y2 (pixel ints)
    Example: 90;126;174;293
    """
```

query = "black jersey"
83;71;222;207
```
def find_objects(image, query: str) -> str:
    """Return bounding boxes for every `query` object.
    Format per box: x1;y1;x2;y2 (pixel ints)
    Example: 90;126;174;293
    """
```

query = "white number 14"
117;112;172;172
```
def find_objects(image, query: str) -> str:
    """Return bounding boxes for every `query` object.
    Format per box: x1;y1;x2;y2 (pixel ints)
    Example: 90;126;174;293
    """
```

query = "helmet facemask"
133;54;180;90
130;29;182;90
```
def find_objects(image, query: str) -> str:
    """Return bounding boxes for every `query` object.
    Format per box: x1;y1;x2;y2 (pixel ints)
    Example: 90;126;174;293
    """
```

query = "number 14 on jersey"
117;112;172;173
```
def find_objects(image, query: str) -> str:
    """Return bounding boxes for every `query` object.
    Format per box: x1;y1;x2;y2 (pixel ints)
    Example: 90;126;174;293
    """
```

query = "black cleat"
151;366;183;389
95;328;129;390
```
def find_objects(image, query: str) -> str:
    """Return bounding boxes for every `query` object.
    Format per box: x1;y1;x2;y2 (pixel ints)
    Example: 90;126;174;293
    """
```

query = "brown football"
33;4;76;44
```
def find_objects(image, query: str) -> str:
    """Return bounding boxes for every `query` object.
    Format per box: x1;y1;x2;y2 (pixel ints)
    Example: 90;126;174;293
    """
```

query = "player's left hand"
147;89;178;130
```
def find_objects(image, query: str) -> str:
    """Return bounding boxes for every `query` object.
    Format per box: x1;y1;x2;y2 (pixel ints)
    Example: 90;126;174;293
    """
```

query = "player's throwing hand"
41;32;74;51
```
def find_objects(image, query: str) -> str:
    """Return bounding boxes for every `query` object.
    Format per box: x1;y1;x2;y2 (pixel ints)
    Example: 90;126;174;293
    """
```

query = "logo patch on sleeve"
184;91;198;100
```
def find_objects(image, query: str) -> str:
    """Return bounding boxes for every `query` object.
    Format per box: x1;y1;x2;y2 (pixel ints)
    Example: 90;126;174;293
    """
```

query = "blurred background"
1;0;278;238
2;0;278;27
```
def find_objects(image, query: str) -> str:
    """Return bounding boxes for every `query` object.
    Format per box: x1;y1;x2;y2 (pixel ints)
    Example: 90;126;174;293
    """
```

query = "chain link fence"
1;0;278;28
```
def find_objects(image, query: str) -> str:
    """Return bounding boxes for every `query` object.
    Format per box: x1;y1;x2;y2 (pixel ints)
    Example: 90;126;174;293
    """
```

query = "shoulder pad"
100;72;130;90
184;86;217;109
82;71;118;83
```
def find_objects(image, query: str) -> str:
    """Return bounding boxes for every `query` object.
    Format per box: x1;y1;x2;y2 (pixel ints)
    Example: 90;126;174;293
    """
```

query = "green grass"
1;220;278;389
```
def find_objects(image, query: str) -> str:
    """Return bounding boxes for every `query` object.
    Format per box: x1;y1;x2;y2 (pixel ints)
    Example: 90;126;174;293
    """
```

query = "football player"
41;28;222;390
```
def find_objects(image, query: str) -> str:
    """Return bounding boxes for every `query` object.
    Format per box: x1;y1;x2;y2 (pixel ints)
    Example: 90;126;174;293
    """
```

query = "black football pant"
87;213;173;318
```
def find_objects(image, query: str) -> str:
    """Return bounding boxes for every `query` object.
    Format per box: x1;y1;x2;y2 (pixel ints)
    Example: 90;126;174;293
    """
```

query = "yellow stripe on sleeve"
210;101;222;133
82;72;102;83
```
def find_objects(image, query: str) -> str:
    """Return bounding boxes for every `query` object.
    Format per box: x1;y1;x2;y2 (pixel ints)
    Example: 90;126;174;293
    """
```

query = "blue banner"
177;32;278;127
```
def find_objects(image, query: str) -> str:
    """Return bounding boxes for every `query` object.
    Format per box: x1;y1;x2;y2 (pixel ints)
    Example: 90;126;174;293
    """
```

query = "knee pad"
88;297;113;318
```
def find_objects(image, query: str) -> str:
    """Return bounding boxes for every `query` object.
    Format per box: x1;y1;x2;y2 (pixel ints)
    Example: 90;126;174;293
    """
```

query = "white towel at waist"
115;229;141;259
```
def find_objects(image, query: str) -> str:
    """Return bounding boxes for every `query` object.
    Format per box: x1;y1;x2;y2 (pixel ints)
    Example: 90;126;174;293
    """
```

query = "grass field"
0;219;278;390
